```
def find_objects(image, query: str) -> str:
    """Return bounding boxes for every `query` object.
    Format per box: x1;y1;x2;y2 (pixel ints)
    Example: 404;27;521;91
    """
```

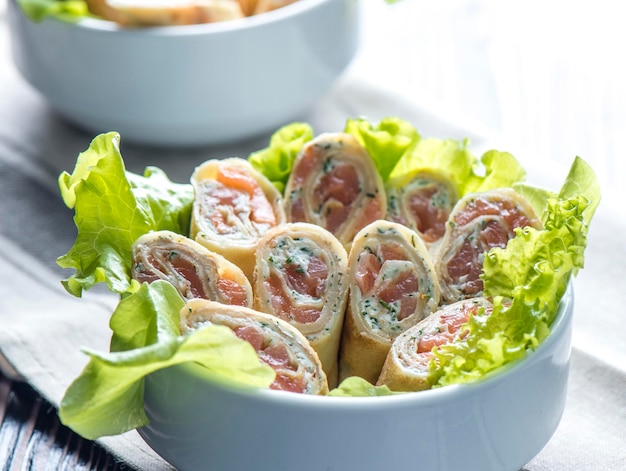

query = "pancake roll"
385;168;458;248
338;220;440;384
131;230;252;307
252;222;348;386
190;158;285;280
433;188;541;304
181;299;329;395
378;297;494;392
283;132;386;248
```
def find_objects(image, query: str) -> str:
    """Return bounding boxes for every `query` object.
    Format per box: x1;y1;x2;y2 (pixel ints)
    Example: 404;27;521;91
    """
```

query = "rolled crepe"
338;220;440;384
433;188;541;304
181;299;329;394
377;297;494;392
252;222;348;387
385;168;458;247
283;132;386;247
131;230;252;307
190;157;285;281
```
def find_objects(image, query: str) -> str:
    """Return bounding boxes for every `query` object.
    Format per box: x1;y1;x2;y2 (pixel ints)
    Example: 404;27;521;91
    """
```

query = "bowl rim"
152;284;574;411
10;0;338;36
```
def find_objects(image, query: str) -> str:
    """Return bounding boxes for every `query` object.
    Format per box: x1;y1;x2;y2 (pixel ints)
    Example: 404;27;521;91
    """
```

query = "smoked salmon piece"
190;158;285;281
131;230;252;307
252;222;349;387
433;188;541;304
385;169;458;247
338;220;440;384
283;133;386;248
180;299;329;394
377;297;494;391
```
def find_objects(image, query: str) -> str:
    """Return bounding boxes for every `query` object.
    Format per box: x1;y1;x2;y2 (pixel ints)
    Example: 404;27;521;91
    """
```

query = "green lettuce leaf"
390;138;526;196
248;122;314;193
463;149;526;194
59;281;275;439
328;376;399;397
17;0;90;22
428;157;600;387
390;137;474;187
344;116;420;182
512;182;555;219
109;280;182;353
558;156;601;220
57;132;193;297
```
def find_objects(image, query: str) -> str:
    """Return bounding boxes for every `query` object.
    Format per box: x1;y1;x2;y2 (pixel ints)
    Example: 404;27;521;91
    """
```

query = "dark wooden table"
0;371;127;470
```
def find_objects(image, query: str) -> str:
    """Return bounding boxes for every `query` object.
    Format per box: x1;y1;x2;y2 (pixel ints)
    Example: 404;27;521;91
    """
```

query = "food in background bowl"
81;0;300;26
54;117;600;470
7;0;359;146
85;0;241;26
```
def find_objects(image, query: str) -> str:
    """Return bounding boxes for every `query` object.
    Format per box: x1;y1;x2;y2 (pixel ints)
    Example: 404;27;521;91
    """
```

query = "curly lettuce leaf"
57;132;193;297
558;156;601;219
390;138;526;196
428;157;600;387
344;116;420;182
328;376;399;397
248;122;314;193
59;281;274;440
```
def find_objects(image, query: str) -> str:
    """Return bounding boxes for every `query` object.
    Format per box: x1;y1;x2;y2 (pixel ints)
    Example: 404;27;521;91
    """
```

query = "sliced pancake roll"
385;168;458;246
433;188;541;304
131;230;252;307
252;222;349;387
180;299;329;395
190;158;285;281
338;220;440;384
377;297;494;392
283;132;386;247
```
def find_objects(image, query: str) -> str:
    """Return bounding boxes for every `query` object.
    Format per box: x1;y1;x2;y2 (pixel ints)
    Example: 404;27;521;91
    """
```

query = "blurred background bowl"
7;0;359;147
138;288;574;471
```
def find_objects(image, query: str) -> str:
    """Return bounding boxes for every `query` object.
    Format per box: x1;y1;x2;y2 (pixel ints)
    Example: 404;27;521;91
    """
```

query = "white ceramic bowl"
139;288;573;471
7;0;359;147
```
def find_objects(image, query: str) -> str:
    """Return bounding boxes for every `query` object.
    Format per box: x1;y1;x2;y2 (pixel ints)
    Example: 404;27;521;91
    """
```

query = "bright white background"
356;0;625;203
